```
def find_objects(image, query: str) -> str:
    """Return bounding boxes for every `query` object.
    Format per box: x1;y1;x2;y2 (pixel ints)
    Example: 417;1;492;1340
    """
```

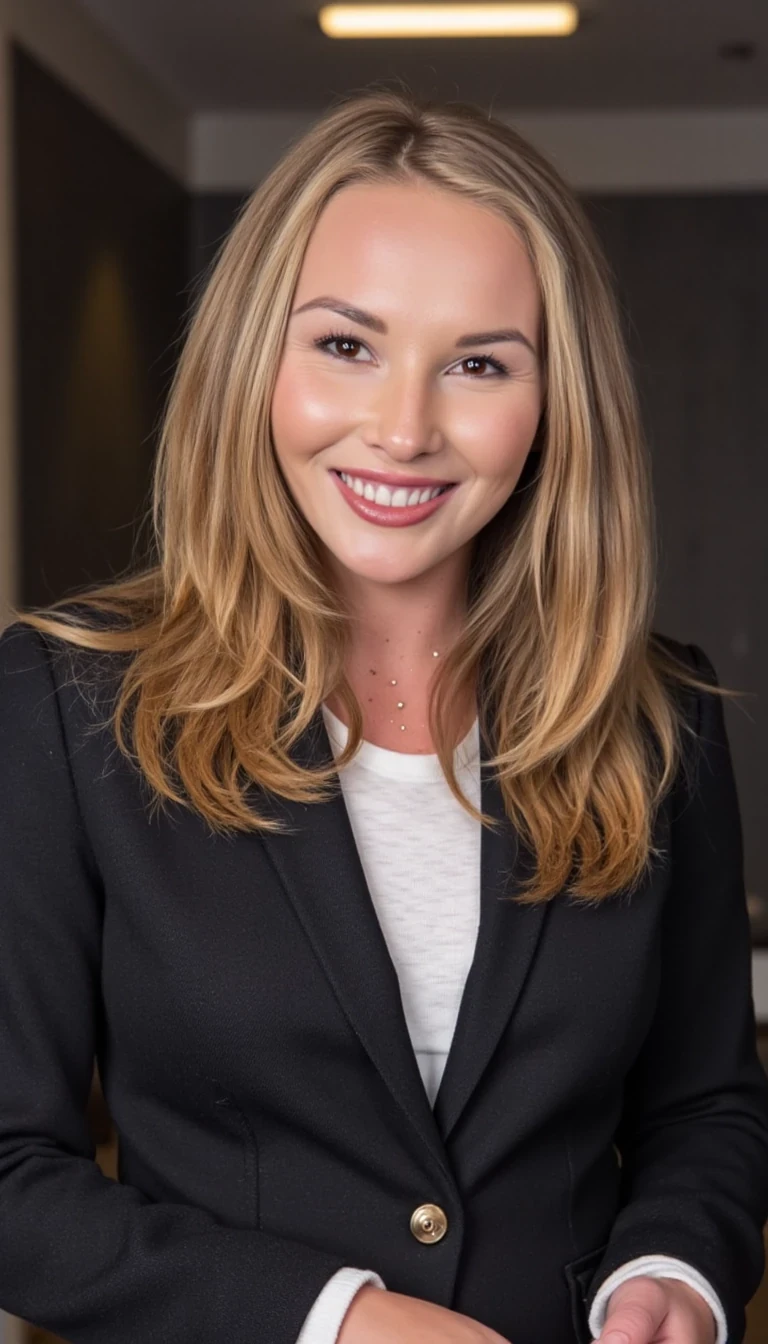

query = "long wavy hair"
10;87;742;905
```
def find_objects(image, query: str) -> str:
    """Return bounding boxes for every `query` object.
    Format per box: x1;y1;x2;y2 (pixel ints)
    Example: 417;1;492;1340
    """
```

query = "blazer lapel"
254;703;552;1170
431;746;552;1142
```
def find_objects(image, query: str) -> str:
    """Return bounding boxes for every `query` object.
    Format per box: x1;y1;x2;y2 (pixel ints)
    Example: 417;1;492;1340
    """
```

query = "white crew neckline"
321;701;480;782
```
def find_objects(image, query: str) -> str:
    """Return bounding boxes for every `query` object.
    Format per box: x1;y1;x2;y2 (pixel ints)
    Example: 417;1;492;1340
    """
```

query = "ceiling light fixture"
317;3;579;39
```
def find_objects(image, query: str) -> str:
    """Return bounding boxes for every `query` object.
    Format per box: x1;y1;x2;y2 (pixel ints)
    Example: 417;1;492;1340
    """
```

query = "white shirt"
294;703;727;1344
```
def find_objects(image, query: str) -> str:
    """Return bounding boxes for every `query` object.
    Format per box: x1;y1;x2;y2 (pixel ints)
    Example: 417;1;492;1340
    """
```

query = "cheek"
449;391;542;478
271;358;355;450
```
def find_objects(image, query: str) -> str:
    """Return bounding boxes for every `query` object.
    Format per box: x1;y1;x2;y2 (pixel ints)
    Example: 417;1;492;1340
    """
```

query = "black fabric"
0;619;766;1343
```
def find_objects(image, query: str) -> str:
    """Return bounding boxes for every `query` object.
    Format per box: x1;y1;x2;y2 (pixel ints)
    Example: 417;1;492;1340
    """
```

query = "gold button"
410;1202;448;1243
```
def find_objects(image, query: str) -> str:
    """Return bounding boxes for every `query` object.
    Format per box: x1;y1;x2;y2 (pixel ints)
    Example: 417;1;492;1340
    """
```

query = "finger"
598;1277;668;1344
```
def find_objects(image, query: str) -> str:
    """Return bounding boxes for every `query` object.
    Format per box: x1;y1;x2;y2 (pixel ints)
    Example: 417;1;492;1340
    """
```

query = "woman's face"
270;178;543;589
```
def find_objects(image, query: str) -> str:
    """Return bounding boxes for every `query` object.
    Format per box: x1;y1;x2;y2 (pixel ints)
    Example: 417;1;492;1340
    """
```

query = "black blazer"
1;619;768;1344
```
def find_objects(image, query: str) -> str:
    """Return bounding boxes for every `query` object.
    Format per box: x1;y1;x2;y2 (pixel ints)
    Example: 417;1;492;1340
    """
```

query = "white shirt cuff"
295;1266;386;1344
588;1254;727;1344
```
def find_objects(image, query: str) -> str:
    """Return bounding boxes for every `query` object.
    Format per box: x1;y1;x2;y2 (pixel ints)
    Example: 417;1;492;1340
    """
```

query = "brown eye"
314;330;372;362
460;355;508;377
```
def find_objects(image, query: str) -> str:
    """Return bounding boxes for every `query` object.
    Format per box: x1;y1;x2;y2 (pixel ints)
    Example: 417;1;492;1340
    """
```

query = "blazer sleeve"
583;641;768;1343
0;623;352;1344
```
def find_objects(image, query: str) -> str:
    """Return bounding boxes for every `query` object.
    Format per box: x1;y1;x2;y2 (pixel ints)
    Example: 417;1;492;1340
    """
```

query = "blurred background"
0;0;767;1339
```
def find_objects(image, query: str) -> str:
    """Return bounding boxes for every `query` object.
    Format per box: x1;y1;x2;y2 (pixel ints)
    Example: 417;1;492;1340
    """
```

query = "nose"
364;365;445;460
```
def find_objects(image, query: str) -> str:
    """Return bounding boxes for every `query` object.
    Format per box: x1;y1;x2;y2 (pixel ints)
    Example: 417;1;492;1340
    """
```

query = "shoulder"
648;629;720;723
646;629;729;792
0;621;73;793
650;629;717;675
0;610;130;740
0;619;57;700
648;630;735;810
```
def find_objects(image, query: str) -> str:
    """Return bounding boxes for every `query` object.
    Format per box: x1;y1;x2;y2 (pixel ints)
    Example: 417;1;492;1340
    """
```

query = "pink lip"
331;467;456;488
330;469;457;528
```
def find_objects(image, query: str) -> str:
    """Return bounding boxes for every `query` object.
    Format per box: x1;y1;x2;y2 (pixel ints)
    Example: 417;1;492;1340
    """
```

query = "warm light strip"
317;4;579;38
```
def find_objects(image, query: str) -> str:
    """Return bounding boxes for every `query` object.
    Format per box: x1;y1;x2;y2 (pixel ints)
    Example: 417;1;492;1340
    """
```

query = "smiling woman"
5;85;708;859
1;86;767;1344
269;175;543;729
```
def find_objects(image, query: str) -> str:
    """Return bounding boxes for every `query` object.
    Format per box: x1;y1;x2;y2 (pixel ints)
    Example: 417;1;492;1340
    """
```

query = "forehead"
295;180;540;319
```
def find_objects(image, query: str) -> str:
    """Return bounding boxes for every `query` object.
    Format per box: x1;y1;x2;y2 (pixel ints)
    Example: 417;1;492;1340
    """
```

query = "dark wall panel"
583;194;768;919
13;43;189;608
188;192;247;292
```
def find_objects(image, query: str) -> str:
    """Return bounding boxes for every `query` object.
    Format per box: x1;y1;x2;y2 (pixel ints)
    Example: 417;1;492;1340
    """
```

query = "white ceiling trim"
191;106;768;194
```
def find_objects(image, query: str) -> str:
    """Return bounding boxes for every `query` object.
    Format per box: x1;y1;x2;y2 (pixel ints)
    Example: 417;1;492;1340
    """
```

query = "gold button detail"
410;1202;448;1243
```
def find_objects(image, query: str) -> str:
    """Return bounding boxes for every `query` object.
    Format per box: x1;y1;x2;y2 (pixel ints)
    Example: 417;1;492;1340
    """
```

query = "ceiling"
73;0;768;113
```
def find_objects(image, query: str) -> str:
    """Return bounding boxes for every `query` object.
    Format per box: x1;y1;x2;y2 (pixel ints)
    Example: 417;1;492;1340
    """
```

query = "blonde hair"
11;87;743;904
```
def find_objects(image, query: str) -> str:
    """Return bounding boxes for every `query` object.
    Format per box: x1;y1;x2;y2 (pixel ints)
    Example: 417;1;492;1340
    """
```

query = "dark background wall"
582;194;768;920
187;193;247;298
13;44;189;608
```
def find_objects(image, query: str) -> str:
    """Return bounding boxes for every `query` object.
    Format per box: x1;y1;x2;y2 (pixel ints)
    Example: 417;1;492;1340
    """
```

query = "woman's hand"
338;1283;511;1343
597;1276;717;1343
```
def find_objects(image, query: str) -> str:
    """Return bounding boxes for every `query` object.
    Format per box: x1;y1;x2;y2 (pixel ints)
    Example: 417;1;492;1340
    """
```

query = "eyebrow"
290;295;538;359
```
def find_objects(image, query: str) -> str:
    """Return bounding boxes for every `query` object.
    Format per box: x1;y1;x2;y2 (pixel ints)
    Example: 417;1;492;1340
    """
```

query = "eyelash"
313;328;511;378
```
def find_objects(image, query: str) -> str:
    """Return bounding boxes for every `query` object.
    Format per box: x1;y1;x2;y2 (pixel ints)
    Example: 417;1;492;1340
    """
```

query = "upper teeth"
339;473;448;507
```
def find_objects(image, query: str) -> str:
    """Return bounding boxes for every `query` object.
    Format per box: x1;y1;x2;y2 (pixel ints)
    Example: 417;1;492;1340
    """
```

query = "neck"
327;543;472;670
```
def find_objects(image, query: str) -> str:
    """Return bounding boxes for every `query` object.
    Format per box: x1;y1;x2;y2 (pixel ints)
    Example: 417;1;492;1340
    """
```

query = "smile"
338;472;450;506
329;469;458;528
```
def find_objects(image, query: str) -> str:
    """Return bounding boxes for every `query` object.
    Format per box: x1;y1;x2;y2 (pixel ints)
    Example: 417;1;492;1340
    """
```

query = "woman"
0;89;766;1344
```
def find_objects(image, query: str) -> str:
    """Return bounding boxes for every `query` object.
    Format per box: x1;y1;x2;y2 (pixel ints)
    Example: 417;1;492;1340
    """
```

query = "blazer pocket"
563;1243;609;1344
211;1083;260;1229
